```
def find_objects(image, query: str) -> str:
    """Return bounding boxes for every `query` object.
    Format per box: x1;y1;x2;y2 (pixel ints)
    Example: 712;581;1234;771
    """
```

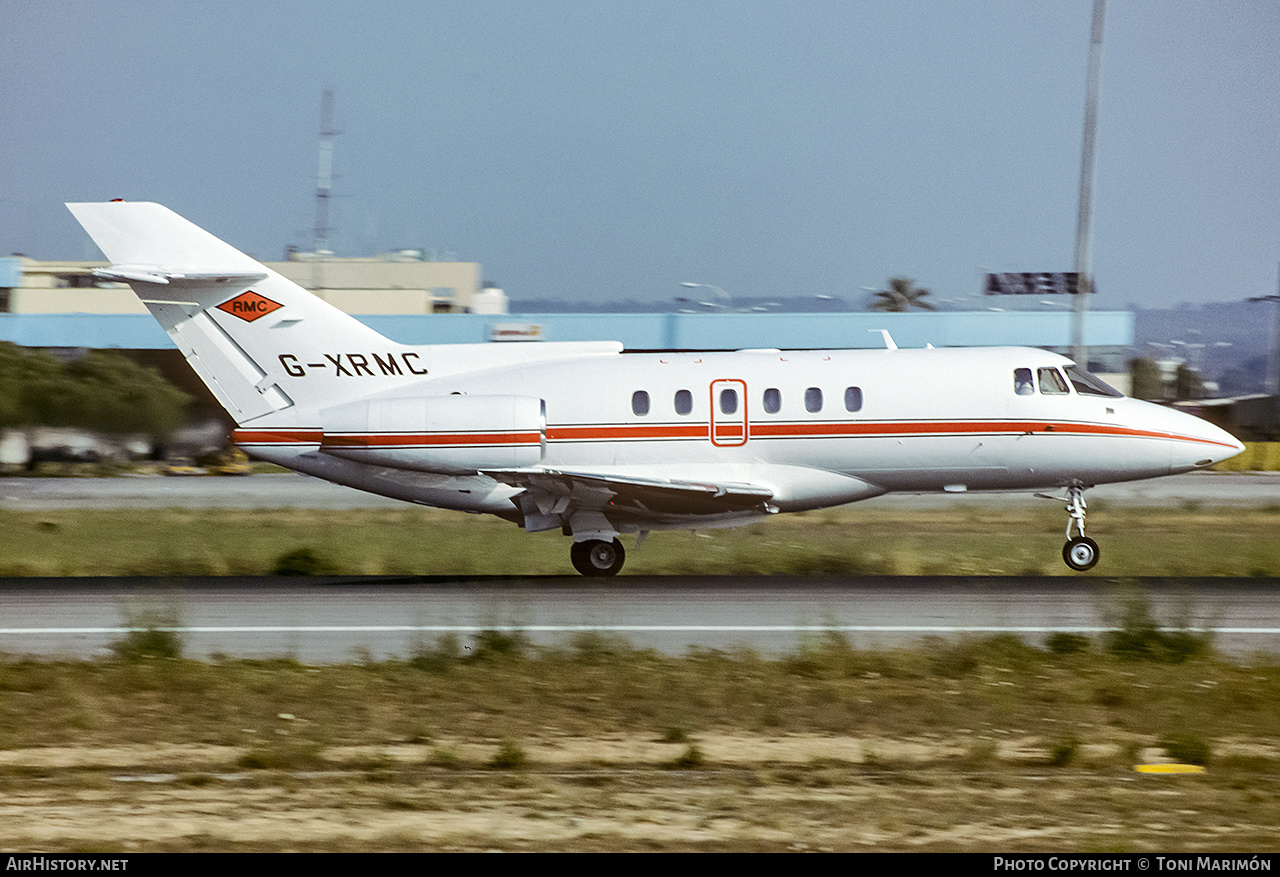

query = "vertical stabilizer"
67;201;423;424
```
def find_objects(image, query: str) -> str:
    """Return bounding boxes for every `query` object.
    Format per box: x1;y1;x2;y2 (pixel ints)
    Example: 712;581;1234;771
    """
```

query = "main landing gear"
1060;486;1098;571
570;538;626;577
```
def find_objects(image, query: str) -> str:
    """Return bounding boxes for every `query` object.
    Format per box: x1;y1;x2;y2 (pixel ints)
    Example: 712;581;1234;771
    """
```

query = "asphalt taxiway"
1;575;1277;661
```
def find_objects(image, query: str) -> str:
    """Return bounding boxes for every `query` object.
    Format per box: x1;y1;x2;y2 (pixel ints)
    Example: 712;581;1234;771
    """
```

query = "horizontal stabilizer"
93;265;268;286
67;202;267;275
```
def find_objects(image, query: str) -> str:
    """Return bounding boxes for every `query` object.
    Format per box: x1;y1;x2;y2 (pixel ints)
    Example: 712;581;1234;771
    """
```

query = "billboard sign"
985;272;1090;296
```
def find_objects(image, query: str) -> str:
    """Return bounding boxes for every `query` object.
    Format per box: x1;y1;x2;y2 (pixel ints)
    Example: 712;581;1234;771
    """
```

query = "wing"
486;468;775;531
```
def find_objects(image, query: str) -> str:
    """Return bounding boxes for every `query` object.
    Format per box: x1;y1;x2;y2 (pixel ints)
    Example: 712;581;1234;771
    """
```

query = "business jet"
68;201;1244;576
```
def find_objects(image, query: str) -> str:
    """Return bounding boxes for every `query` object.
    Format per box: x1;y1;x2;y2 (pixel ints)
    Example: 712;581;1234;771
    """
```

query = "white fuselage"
235;344;1242;532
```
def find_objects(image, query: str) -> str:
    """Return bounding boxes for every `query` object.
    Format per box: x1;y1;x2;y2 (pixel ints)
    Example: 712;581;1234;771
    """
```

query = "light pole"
1072;0;1107;368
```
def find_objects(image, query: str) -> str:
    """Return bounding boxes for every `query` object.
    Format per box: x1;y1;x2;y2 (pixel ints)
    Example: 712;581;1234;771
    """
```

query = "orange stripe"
233;429;323;444
322;432;541;448
548;424;708;441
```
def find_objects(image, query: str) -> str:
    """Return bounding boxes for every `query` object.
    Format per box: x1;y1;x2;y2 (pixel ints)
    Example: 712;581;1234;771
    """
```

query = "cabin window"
805;387;823;413
674;389;692;415
1014;368;1034;396
762;387;781;414
844;386;863;412
631;390;650;416
719;387;738;415
1038;367;1070;395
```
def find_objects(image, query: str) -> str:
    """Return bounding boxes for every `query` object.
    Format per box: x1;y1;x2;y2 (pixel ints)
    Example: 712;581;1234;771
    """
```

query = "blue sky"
3;1;1278;310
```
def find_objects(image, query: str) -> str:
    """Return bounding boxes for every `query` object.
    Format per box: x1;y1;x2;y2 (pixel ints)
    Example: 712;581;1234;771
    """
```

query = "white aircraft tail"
67;201;425;424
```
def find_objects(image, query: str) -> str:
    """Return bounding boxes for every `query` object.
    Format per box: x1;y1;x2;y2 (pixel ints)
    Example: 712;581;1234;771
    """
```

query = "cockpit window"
1066;365;1124;397
1038;367;1070;395
1014;368;1034;396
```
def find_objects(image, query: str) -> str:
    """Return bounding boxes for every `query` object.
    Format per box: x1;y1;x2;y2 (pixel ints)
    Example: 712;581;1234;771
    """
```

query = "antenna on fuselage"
868;329;898;351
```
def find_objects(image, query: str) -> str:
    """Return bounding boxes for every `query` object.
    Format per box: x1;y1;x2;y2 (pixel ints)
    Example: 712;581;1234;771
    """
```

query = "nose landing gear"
1038;486;1099;571
1061;486;1098;571
1063;534;1099;571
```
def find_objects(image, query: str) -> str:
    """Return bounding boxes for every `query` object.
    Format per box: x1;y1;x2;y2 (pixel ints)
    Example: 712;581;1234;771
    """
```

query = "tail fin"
67;201;419;424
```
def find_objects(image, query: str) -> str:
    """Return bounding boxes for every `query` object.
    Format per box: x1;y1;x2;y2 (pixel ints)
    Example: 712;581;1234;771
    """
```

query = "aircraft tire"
1062;536;1099;571
571;538;626;576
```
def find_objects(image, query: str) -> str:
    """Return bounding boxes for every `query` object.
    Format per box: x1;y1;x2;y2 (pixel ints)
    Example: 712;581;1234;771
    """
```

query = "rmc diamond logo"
215;290;283;322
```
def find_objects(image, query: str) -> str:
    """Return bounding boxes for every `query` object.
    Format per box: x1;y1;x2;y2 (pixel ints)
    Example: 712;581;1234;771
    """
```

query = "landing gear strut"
1061;486;1099;571
570;538;626;576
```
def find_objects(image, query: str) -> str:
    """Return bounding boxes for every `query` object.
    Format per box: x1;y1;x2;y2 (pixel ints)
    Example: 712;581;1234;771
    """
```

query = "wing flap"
488;468;775;517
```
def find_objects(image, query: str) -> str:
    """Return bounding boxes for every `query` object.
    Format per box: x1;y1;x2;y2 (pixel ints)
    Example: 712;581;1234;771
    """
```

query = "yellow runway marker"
1135;764;1205;774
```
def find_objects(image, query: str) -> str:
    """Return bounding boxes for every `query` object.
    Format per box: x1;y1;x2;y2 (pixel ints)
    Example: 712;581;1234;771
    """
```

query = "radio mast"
312;89;336;290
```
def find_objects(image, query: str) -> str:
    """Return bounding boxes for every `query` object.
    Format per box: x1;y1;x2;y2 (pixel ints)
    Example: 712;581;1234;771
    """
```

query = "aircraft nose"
1166;406;1245;473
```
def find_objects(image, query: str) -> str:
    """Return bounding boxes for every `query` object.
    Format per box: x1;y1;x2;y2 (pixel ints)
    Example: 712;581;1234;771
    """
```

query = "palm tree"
869;277;935;312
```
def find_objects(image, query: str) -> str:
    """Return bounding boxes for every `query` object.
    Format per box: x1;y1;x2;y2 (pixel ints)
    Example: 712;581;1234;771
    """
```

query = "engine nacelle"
319;394;545;474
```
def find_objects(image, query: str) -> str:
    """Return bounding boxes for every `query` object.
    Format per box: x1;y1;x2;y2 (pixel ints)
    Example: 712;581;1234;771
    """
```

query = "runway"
1;576;1277;661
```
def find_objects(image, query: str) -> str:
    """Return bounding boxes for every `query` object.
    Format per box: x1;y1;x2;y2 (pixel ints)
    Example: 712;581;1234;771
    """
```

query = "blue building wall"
0;258;22;289
0;310;1134;351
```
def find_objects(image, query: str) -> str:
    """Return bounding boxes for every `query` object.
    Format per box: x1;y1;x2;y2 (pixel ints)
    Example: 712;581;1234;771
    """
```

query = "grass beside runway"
2;503;1280;577
0;624;1277;851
